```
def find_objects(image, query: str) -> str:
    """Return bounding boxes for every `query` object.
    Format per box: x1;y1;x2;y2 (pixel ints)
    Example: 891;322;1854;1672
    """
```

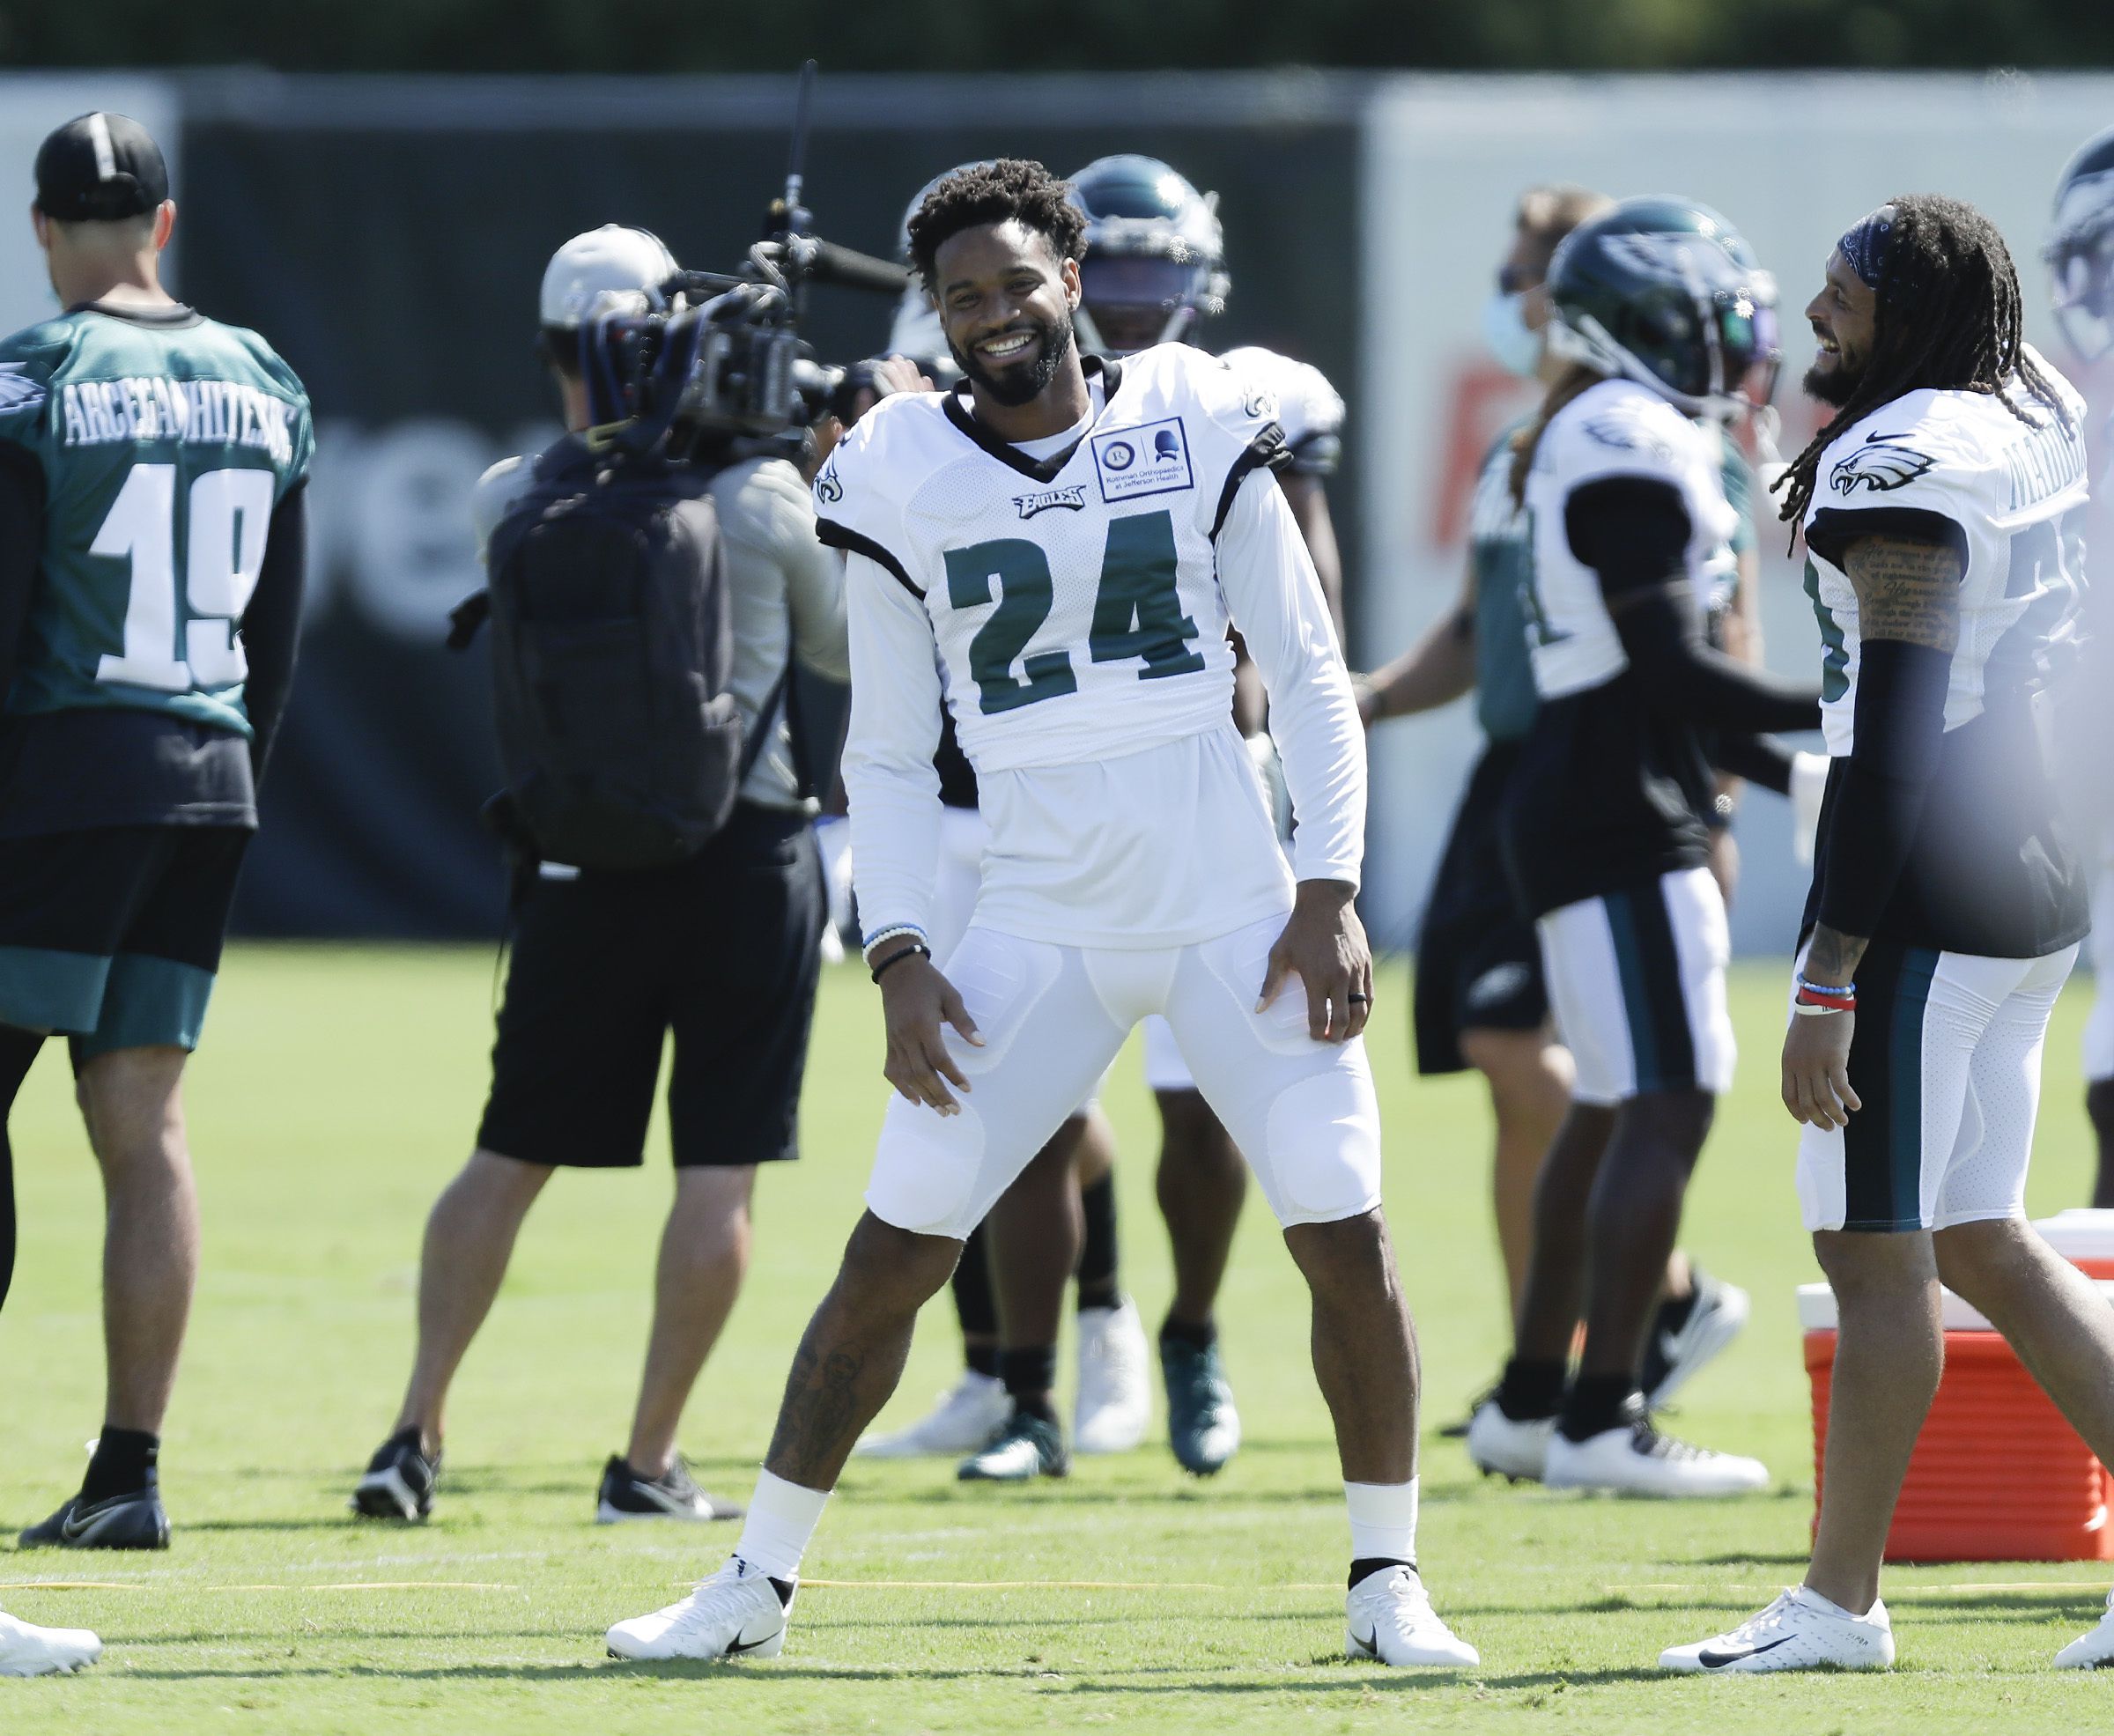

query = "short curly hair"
906;159;1086;291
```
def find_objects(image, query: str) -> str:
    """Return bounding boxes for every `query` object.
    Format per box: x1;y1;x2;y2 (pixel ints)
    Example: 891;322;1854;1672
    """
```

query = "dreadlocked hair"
1775;192;2071;532
1509;362;1604;508
906;159;1086;291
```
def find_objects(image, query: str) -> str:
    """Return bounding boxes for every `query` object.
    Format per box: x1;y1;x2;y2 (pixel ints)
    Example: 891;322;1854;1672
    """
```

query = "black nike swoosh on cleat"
1350;1628;1378;1657
1697;1636;1792;1668
725;1631;779;1655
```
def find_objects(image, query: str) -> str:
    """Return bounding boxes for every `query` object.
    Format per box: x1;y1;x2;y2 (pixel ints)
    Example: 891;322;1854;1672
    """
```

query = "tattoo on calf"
765;1341;869;1483
1842;536;1963;654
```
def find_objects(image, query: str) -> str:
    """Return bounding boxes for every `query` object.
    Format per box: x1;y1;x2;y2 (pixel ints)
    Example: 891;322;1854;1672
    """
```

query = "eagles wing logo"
814;459;843;506
0;362;46;417
1829;432;1935;495
1583;414;1674;468
1241;384;1277;421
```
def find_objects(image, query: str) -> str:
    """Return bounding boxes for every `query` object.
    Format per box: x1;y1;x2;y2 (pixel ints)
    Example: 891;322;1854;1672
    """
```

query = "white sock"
732;1470;830;1583
1345;1477;1419;1568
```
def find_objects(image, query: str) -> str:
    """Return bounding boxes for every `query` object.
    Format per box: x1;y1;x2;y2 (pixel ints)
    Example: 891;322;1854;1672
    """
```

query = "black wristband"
869;942;931;984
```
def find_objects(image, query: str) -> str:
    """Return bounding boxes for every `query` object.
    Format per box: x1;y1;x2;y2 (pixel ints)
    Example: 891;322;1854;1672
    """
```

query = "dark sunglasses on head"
1497;262;1543;294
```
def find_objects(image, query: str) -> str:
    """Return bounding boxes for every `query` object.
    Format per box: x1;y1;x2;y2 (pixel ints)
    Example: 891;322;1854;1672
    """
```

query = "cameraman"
351;225;848;1525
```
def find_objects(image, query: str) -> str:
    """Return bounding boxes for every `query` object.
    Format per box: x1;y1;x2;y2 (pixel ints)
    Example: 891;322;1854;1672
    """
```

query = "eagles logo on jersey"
0;360;46;416
1828;433;1937;496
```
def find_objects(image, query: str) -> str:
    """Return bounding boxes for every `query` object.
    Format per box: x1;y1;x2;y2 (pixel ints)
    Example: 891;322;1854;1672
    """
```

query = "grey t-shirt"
472;447;848;811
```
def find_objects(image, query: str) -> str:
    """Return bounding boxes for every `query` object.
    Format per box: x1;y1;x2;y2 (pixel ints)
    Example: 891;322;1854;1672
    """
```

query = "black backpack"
463;435;784;871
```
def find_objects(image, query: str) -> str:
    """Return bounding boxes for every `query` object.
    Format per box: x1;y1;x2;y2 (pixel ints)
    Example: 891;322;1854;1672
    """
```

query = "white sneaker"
2055;1587;2114;1667
1345;1565;1480;1667
853;1370;1009;1458
1544;1409;1768;1497
1464;1399;1554;1483
1643;1270;1751;1409
1660;1585;1894;1673
605;1558;790;1662
0;1607;102;1677
1074;1297;1151;1455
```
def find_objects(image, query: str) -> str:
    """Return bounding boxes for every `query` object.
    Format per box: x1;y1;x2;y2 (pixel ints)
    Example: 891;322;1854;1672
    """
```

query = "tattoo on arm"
1842;536;1963;653
1804;925;1868;989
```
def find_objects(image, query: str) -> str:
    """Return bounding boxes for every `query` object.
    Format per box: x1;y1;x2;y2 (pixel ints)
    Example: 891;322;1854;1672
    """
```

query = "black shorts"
1413;742;1549;1076
477;804;824;1170
0;824;250;1064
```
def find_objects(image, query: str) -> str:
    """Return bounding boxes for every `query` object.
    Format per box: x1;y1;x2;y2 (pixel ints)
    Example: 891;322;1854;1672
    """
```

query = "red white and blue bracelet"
1792;974;1857;1017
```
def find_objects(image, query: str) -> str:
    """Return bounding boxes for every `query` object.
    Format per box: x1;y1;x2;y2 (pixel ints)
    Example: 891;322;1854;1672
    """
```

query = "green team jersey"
0;305;313;738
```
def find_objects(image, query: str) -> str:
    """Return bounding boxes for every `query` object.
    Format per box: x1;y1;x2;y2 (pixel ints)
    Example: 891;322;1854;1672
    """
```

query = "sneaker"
2055;1587;2114;1667
596;1453;743;1523
1660;1585;1894;1673
1161;1333;1240;1476
957;1409;1068;1482
1345;1564;1481;1667
351;1427;440;1522
1438;1378;1500;1440
1464;1398;1555;1483
1641;1267;1751;1408
605;1557;792;1661
0;1607;102;1677
853;1370;1009;1459
1074;1297;1151;1455
18;1473;169;1550
1544;1402;1768;1497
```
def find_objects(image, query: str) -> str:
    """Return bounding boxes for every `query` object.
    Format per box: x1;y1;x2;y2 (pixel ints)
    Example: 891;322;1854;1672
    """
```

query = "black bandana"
1838;204;1897;289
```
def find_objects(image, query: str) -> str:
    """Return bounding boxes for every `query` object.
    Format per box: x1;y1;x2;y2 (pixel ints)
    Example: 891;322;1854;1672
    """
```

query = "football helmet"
1543;196;1779;420
2048;125;2114;363
1067;154;1230;356
883;162;992;379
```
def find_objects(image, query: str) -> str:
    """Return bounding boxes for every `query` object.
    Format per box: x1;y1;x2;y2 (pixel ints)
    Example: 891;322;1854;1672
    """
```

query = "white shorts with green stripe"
1535;865;1735;1106
1797;942;2078;1234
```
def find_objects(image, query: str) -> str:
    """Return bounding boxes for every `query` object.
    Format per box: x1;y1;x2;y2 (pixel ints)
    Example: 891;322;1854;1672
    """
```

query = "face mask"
1482;290;1543;378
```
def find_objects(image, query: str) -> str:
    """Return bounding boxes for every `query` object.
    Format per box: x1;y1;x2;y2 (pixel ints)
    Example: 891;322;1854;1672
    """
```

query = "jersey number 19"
92;462;272;693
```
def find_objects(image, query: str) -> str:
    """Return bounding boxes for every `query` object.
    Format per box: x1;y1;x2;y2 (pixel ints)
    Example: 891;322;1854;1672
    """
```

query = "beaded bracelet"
861;924;927;966
870;942;931;985
1793;974;1857;1016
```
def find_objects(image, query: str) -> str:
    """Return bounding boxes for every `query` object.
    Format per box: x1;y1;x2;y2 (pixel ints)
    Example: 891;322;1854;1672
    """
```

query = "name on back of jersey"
1090;417;1194;504
57;374;299;466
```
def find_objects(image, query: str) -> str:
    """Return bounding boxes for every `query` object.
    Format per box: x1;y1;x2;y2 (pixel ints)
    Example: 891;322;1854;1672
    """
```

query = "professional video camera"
581;62;907;463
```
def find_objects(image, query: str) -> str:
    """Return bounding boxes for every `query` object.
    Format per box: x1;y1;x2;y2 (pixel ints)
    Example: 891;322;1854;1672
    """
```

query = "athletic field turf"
3;946;2110;1732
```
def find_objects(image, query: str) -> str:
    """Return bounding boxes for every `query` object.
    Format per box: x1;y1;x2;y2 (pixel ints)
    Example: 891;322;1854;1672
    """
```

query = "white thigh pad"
1164;915;1383;1228
863;929;1125;1240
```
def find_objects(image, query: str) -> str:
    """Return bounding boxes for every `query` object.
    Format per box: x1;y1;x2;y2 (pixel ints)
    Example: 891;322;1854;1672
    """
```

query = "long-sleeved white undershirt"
844;467;1364;950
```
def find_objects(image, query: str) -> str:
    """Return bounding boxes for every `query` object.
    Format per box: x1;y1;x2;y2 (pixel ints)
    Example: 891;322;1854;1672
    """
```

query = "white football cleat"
1643;1269;1751;1409
1464;1399;1554;1483
2055;1588;2114;1667
605;1558;790;1662
853;1370;1009;1459
1074;1296;1151;1455
1544;1408;1768;1497
1345;1565;1480;1667
1660;1585;1893;1673
0;1607;102;1677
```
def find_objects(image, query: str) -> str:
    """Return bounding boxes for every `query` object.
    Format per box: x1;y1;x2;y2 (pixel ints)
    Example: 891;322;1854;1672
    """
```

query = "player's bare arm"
1356;565;1477;726
1783;532;1962;1129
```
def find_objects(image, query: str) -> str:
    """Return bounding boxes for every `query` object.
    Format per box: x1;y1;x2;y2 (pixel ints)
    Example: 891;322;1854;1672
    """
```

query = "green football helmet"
1544;196;1779;418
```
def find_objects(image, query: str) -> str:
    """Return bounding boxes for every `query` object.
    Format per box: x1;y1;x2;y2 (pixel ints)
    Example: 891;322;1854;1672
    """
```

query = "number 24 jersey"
814;344;1289;775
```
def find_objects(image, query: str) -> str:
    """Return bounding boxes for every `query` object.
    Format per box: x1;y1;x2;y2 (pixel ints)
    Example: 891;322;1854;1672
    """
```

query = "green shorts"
0;825;250;1064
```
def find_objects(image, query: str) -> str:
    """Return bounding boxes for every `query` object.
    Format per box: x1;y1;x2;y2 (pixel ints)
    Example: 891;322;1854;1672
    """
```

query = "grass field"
3;946;2112;1732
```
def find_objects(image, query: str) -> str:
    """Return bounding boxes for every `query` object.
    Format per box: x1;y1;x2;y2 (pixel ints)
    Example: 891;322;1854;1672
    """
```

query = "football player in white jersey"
854;165;1153;1473
606;158;1476;1671
2046;126;2114;1209
1462;198;1822;1498
1667;196;2114;1676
